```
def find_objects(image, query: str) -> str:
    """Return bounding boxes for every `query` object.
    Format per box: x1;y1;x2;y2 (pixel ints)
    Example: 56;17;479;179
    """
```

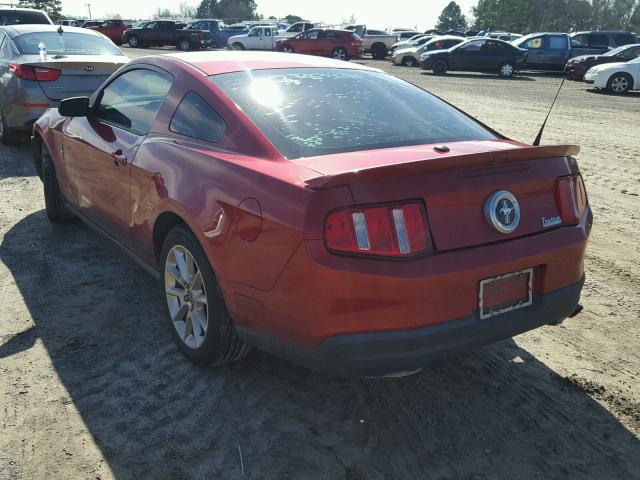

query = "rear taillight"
9;64;61;82
555;174;587;224
324;201;431;257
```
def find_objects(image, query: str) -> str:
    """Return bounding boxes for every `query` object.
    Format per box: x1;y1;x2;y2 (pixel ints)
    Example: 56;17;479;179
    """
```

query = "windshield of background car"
210;68;496;159
14;32;123;55
0;10;50;25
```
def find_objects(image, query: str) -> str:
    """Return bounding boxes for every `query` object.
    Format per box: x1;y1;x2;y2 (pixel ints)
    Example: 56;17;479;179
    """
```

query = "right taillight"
555;174;587;224
324;201;431;257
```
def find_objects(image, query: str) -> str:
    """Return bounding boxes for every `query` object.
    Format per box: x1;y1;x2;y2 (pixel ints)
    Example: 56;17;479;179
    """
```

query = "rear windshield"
14;32;123;56
0;10;51;25
209;68;496;159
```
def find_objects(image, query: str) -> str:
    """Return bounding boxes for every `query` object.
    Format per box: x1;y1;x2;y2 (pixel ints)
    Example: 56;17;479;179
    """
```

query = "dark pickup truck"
123;20;207;51
513;31;637;71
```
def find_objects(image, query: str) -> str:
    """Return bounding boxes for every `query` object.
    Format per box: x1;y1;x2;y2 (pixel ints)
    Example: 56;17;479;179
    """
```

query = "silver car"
0;24;129;144
393;36;465;67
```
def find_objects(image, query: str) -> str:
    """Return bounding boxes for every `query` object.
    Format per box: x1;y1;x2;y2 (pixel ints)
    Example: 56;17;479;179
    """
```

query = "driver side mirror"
59;96;90;117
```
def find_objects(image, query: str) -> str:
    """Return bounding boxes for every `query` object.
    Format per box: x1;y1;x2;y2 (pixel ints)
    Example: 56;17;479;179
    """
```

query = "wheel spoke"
192;309;207;335
166;285;186;298
166;263;187;287
175;250;189;283
172;303;189;323
194;291;207;306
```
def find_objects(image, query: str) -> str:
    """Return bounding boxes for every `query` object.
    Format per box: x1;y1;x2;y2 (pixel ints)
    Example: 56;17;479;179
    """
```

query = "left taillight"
324;201;431;257
555;174;587;224
9;64;61;82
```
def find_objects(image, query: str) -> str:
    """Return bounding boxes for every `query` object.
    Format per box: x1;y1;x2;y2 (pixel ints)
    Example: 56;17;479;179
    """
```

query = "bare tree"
179;2;197;18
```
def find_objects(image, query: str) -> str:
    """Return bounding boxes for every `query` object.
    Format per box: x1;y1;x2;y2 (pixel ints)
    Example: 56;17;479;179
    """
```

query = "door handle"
111;150;128;166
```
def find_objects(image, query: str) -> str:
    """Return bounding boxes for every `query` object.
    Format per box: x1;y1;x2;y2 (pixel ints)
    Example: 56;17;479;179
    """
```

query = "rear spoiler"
305;144;580;190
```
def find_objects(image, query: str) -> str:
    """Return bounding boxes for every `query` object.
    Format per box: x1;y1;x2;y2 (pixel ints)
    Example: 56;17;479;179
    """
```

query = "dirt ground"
1;48;639;480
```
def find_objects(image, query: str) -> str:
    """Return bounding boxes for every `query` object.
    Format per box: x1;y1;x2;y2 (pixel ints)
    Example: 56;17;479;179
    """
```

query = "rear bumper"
238;276;585;377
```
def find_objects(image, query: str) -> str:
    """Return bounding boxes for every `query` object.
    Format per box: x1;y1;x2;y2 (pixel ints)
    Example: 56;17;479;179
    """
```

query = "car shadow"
420;71;536;81
1;210;639;479
585;88;640;98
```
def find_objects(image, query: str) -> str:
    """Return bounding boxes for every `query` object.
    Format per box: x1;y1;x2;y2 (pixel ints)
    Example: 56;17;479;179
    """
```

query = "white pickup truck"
227;26;280;50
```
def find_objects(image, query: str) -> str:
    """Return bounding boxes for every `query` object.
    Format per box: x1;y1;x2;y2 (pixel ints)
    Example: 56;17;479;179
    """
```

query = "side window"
103;20;112;28
461;40;484;52
571;34;587;47
272;28;278;36
525;37;543;49
290;23;302;32
170;92;226;143
0;34;13;57
95;69;172;134
146;22;157;30
305;31;319;40
265;28;271;36
547;35;567;49
612;33;634;46
588;34;608;47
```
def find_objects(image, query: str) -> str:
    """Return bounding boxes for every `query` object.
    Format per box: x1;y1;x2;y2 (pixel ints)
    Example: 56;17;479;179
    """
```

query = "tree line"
436;0;640;33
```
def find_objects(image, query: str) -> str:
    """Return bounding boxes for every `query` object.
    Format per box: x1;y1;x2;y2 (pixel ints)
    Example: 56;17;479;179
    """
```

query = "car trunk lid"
20;55;128;101
297;140;580;251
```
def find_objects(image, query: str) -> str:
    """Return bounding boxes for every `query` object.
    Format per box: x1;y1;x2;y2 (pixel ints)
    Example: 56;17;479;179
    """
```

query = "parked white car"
393;36;465;67
584;57;640;94
227;26;280;50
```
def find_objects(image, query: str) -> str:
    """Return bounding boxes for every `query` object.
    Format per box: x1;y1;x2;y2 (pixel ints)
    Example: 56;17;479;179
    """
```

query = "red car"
32;51;591;377
86;19;126;45
276;28;363;60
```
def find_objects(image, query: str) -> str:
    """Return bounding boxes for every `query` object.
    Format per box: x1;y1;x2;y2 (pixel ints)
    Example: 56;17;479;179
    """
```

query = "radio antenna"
533;76;566;146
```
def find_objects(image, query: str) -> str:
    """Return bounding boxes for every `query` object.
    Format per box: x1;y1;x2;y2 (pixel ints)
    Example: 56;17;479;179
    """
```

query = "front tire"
402;56;417;67
41;143;74;223
332;47;348;60
161;225;251;366
432;60;448;75
607;73;632;94
232;42;245;50
281;45;293;53
499;61;515;78
127;35;139;48
178;39;192;51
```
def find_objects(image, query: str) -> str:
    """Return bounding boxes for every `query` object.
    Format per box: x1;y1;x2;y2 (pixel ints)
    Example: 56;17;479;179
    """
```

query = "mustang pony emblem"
485;191;520;234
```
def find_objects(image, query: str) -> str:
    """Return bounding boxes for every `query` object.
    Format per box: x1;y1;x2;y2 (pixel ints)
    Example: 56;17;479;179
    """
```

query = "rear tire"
607;73;632;94
41;143;74;223
332;47;348;60
127;35;140;48
0;113;19;145
432;60;448;75
161;225;251;366
371;43;387;59
499;61;515;78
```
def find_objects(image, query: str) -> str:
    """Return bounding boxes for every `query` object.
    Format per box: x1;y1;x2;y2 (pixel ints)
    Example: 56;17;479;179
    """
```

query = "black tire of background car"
42;144;75;223
233;42;246;50
332;47;348;60
160;225;251;366
178;38;192;51
499;61;515;78
128;35;140;48
282;45;293;53
371;43;387;59
432;60;448;75
606;73;632;94
0;113;19;145
403;56;417;67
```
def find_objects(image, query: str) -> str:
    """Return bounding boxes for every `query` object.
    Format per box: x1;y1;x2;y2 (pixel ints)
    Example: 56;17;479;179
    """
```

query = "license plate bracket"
479;268;533;320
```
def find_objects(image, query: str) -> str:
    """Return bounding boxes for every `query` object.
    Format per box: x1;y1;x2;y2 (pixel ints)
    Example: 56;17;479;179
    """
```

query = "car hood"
588;62;629;73
394;47;419;55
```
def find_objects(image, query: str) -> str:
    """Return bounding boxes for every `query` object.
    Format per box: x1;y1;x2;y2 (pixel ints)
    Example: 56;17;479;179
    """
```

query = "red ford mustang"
32;51;592;377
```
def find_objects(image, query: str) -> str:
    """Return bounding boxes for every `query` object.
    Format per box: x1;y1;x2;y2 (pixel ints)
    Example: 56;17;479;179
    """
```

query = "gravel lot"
1;47;639;480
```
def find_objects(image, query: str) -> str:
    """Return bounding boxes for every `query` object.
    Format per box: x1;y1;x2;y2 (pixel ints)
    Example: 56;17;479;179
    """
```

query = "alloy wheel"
404;57;415;67
283;46;293;53
164;245;208;349
611;76;628;93
333;48;347;60
129;36;138;47
180;40;190;51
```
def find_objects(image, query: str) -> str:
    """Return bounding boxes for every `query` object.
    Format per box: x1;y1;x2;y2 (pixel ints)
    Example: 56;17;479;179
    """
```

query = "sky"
59;0;478;31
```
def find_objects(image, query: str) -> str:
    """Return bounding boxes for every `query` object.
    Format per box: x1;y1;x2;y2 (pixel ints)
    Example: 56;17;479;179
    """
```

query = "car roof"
0;24;103;38
163;51;379;76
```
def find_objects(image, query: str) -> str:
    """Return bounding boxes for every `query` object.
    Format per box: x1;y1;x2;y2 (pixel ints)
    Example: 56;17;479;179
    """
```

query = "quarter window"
588;34;608;47
170;92;226;143
94;69;171;134
548;36;567;49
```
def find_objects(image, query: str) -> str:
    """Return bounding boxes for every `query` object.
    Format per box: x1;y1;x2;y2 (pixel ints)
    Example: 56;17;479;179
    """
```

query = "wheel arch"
611;71;634;89
153;211;191;261
31;129;44;180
